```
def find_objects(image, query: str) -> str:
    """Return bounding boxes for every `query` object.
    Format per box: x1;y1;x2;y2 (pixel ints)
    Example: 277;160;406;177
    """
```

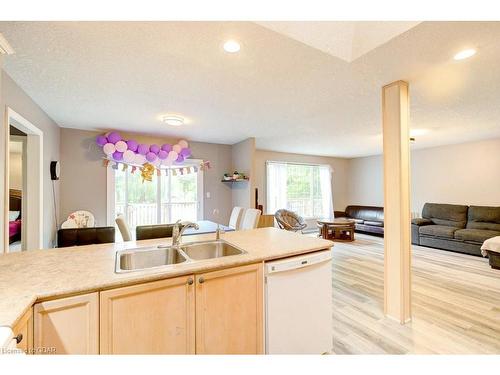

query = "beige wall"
0;71;60;248
8;150;22;190
254;149;350;214
60;128;233;227
231;138;256;209
346;138;500;214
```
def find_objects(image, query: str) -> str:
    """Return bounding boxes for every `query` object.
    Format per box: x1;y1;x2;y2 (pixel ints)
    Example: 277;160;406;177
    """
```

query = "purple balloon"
96;135;108;146
112;151;123;161
149;144;160;154
175;154;185;164
126;139;138;152
146;152;157;162
107;132;121;144
137;144;149;155
161;144;172;152
180;148;191;158
158;150;168;160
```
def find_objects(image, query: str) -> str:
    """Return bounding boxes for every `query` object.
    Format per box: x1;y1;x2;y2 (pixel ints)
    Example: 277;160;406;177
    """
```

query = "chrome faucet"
172;221;199;246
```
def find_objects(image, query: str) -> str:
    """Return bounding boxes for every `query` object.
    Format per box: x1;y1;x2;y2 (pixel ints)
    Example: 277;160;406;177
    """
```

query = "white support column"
382;81;412;324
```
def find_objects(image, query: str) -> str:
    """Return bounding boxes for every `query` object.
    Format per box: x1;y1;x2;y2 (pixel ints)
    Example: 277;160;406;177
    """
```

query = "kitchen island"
0;227;332;354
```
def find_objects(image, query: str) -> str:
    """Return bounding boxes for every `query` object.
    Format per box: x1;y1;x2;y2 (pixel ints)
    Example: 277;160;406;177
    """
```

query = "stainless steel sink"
116;246;187;273
180;240;246;260
115;240;246;273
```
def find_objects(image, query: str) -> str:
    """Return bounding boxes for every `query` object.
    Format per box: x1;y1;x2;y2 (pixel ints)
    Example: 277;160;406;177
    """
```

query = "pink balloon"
96;135;107;146
107;132;121;144
146;152;157;162
134;153;146;165
127;140;138;152
103;143;116;155
137;144;149;155
172;144;182;153
178;140;189;149
115;140;128;152
158;150;168;160
167;150;178;161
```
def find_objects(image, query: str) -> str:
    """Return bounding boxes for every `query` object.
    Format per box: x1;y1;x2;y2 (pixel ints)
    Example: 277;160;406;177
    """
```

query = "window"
266;161;333;219
108;162;203;240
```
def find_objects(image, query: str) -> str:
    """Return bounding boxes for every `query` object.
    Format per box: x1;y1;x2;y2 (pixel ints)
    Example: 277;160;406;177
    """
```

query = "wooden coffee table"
317;218;355;242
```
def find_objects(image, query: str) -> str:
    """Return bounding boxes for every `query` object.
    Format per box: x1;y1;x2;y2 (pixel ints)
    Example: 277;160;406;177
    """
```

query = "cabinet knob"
14;333;23;344
187;278;194;285
199;277;205;284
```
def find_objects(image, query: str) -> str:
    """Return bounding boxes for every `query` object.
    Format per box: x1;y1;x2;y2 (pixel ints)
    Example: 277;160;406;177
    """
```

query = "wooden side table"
317;218;355;242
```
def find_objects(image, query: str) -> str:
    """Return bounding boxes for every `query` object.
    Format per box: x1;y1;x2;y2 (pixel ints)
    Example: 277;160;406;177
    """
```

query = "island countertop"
0;227;332;328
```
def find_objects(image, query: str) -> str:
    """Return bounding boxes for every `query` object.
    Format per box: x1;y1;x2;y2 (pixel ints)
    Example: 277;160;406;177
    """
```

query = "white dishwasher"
265;249;333;354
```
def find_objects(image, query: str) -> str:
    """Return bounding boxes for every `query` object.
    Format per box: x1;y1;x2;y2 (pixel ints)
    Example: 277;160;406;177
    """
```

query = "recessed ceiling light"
223;40;240;53
453;48;476;61
162;115;184;126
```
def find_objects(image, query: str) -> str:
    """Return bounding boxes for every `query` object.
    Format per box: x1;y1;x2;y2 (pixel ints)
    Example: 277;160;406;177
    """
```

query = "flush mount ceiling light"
162;115;184;126
453;48;477;61
223;40;241;53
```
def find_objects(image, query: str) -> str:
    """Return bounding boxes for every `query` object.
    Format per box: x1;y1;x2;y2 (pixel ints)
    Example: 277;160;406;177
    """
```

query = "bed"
9;189;22;244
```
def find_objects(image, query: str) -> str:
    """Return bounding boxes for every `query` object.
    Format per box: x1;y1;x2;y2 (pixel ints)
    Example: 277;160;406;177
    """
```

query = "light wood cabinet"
33;293;98;354
100;275;195;354
12;307;33;354
195;263;263;354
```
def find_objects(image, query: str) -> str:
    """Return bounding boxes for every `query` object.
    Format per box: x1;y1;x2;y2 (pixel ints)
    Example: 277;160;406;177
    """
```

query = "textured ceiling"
255;21;421;62
1;21;500;158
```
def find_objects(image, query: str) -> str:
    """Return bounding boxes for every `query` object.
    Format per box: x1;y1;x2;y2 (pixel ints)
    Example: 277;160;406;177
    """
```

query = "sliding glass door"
111;165;203;239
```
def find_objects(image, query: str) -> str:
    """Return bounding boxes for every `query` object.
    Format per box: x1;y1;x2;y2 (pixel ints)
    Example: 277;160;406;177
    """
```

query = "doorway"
3;107;43;252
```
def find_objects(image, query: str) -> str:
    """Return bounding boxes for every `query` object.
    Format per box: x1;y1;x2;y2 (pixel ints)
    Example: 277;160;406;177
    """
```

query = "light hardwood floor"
329;233;500;354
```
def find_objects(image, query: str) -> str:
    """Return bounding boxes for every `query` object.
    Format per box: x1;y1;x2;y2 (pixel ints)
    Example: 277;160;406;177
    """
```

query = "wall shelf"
221;179;249;183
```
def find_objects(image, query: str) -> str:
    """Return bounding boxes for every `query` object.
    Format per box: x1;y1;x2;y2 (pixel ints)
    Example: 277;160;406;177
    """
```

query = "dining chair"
228;206;244;229
115;214;132;241
240;208;261;230
136;223;185;241
57;227;115;247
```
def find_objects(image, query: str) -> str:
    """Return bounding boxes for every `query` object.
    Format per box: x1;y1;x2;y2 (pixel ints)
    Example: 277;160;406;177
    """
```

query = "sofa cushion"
336;216;363;224
411;218;433;226
345;205;384;223
466;206;500;231
419;225;458;239
454;229;500;243
421;203;468;228
364;220;384;227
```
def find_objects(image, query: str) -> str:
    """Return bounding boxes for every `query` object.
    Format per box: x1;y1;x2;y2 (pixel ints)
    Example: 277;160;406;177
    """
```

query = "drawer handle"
14;333;23;344
187;278;194;285
199;277;205;284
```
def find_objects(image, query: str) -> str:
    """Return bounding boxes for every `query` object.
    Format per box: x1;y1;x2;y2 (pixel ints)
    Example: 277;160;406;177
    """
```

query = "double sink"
115;239;246;273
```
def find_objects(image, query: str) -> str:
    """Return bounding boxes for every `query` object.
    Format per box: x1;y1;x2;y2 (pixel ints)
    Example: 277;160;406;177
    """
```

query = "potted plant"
223;173;232;181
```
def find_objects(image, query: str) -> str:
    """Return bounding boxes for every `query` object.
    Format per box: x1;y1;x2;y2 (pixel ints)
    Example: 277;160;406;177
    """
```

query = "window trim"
106;160;204;226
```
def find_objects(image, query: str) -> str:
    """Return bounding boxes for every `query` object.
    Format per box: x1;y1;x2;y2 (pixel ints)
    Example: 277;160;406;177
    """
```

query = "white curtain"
319;165;333;218
266;162;288;214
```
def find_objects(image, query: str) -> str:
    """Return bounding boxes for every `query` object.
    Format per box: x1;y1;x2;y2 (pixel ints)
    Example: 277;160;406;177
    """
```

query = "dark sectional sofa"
334;205;384;235
412;203;500;256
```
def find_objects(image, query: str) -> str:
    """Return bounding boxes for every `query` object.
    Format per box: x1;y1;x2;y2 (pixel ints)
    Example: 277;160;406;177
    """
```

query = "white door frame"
3;107;43;252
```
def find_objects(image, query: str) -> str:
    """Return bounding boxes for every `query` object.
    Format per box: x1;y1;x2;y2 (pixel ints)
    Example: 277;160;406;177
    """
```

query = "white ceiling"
1;21;500;158
255;21;421;62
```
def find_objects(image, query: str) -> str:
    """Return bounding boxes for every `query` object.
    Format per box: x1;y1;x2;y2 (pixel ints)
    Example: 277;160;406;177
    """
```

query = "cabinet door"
12;307;33;354
100;275;195;354
196;263;263;354
34;293;99;354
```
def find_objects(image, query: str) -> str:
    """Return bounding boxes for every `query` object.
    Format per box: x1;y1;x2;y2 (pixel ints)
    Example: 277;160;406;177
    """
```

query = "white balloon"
152;158;161;167
103;143;116;155
167;150;178;161
123;150;135;163
134;153;146;165
178;140;188;149
115;140;128;152
162;158;173;167
172;144;182;153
